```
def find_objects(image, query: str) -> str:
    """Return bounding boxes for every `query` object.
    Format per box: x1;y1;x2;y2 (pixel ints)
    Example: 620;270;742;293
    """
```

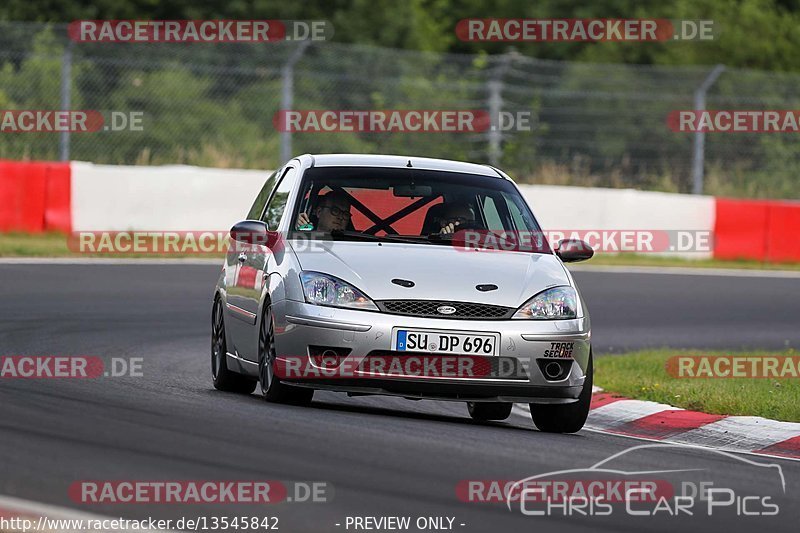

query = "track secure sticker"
542;342;574;359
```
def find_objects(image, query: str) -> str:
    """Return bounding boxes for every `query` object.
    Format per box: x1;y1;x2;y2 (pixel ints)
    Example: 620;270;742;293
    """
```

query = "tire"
258;300;314;406
211;297;257;394
467;402;513;421
530;351;593;433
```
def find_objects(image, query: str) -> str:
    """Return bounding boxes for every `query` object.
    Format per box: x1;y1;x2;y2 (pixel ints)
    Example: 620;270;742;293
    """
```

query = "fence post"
691;64;725;194
487;80;502;166
486;51;516;167
59;40;73;162
280;40;310;164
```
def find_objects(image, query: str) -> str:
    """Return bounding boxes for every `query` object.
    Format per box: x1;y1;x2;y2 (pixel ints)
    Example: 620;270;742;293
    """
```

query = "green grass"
587;253;800;271
1;234;799;276
595;349;800;422
2;234;800;270
0;232;73;256
0;232;223;258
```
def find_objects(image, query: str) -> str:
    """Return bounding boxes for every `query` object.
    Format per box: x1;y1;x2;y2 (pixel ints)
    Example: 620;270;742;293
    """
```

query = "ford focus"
211;154;594;433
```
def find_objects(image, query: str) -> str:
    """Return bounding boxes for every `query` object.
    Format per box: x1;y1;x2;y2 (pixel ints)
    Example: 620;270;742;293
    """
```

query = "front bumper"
272;299;591;404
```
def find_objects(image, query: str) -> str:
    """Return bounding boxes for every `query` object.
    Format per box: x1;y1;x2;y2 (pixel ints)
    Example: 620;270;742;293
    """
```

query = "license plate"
394;329;499;356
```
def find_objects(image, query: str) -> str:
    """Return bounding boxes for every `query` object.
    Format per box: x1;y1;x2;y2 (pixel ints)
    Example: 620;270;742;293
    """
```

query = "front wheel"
211;297;257;394
530;351;593;433
467;402;512;421
258;301;314;406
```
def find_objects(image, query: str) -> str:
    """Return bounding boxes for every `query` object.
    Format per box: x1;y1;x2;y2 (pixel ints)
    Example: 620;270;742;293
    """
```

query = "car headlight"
512;286;578;320
300;271;378;311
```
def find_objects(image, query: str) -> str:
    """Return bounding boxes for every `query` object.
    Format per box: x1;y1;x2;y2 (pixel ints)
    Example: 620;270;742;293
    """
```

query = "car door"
225;169;280;356
231;165;300;362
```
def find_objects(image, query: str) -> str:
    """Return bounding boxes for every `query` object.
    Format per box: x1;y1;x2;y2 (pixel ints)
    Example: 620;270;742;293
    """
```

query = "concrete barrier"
70;161;267;231
2;160;798;261
517;184;716;259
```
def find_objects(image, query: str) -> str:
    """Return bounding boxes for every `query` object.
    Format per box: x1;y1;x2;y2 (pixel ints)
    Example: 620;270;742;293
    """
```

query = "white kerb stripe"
587;400;679;431
668;416;800;452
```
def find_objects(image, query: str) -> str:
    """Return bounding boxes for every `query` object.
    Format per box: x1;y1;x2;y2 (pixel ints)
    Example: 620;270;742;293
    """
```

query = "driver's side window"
262;167;299;230
246;171;279;220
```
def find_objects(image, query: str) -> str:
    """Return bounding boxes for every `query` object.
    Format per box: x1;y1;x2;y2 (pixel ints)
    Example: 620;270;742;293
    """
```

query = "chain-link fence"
0;22;798;198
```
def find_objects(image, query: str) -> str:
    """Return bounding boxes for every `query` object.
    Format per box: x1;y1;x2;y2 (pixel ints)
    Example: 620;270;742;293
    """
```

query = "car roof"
300;153;505;178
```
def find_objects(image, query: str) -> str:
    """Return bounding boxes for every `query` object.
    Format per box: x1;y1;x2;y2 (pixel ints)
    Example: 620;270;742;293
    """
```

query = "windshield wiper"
330;230;432;245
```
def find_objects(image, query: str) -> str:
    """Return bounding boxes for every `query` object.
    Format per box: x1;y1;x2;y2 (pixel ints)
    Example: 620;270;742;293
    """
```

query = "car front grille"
375;300;514;320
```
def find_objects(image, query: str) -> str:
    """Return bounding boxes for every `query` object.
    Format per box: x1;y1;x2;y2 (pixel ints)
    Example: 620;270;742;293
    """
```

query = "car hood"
289;240;571;308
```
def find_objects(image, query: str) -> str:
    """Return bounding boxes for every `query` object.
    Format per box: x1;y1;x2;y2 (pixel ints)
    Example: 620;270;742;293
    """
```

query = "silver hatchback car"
211;154;594;433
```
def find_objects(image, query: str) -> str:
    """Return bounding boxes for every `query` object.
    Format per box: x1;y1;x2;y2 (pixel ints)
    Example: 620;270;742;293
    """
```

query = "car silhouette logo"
437;305;457;315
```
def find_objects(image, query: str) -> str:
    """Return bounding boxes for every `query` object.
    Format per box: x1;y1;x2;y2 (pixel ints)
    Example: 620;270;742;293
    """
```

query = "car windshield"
289;166;550;252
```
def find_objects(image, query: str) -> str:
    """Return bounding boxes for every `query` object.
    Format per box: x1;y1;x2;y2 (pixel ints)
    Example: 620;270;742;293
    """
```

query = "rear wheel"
467;402;513;421
258;301;314;405
529;351;593;433
211;297;257;394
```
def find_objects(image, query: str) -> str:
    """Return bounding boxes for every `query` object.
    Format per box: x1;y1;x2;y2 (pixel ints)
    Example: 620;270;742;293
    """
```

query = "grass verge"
595;349;800;422
0;232;223;258
0;232;72;256
2;234;800;270
588;253;800;271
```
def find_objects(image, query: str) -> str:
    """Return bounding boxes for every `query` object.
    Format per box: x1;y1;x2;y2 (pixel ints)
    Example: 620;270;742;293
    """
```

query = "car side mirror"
555;239;594;263
230;220;279;248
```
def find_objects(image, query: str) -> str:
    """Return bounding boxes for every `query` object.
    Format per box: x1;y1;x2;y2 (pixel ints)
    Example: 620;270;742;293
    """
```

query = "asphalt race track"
1;263;799;533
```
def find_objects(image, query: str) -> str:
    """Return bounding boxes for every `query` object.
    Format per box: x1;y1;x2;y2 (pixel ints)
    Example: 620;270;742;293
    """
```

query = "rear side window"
246;171;279;220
